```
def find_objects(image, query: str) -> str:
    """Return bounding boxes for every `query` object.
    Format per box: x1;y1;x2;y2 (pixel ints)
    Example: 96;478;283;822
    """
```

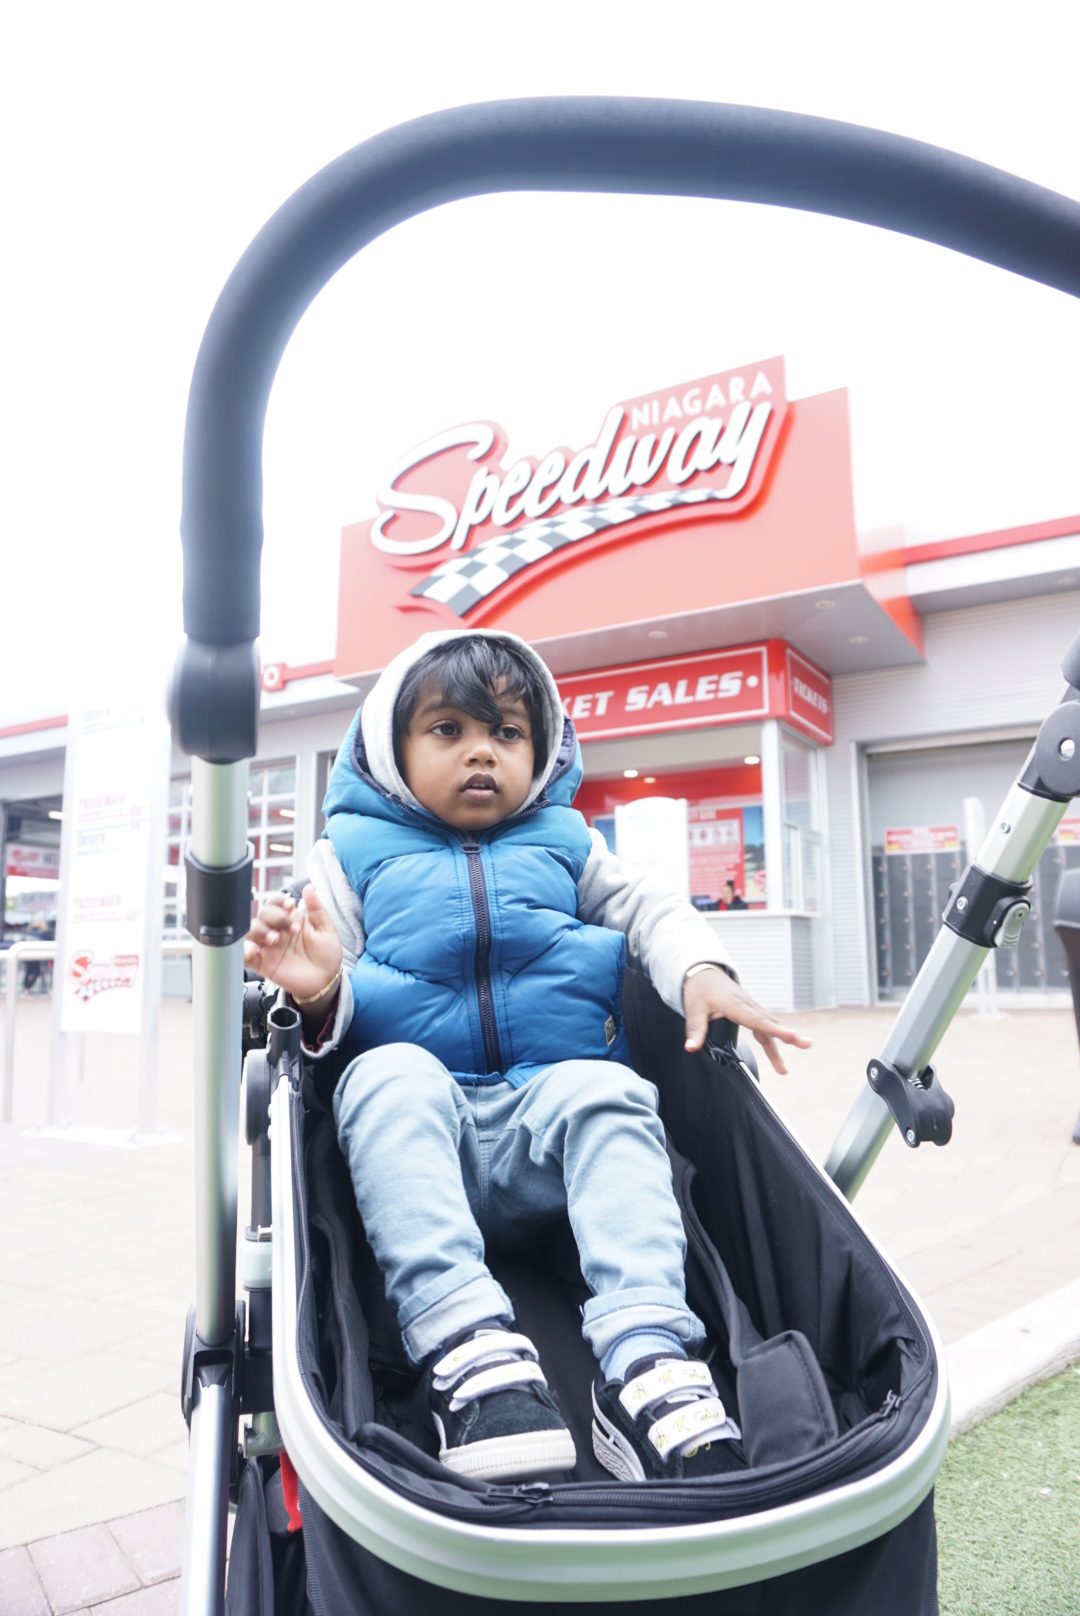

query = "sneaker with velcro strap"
592;1354;742;1481
427;1326;577;1483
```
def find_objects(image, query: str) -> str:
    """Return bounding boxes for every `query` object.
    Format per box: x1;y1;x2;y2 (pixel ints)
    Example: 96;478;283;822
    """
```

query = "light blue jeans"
333;1043;706;1364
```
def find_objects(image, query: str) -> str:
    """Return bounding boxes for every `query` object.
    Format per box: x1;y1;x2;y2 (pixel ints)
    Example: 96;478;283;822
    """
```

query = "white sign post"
50;692;170;1135
614;797;690;900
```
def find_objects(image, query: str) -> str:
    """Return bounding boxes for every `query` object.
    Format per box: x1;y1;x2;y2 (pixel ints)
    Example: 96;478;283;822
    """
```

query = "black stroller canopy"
174;97;1080;763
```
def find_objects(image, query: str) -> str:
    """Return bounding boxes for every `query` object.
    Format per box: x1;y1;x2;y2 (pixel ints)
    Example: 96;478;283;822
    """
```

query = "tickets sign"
556;641;833;745
785;648;834;743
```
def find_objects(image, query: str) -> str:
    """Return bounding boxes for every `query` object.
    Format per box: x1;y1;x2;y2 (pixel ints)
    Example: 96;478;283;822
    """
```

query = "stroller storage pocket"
737;1332;840;1467
674;1147;840;1466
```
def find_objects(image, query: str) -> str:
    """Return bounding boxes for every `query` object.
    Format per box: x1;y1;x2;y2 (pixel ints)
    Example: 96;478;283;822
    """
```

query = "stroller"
171;101;1080;1616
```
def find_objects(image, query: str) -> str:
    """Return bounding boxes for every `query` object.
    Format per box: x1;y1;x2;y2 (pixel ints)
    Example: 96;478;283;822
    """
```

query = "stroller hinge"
866;1058;954;1149
1019;691;1080;803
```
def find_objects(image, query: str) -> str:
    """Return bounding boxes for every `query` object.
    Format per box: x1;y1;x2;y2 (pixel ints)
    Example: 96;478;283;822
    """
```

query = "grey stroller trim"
268;1072;951;1603
172;99;1080;1616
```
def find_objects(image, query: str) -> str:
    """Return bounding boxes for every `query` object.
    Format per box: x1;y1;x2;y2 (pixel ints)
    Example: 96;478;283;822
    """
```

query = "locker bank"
2;355;1077;1011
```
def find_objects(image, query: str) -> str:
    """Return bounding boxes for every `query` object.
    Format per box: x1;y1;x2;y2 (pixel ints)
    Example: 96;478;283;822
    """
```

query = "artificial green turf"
936;1364;1080;1615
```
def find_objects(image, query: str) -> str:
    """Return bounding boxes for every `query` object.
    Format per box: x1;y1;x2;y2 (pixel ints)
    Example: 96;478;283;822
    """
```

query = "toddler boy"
245;629;808;1484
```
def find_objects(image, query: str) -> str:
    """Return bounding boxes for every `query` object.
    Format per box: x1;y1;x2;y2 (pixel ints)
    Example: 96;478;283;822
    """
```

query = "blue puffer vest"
322;710;631;1087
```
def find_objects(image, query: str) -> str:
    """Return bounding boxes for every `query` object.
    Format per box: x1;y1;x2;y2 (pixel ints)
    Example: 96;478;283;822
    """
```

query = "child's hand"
682;965;811;1075
244;886;343;1006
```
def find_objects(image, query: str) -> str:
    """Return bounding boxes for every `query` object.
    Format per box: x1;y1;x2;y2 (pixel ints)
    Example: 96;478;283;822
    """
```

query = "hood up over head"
323;628;581;820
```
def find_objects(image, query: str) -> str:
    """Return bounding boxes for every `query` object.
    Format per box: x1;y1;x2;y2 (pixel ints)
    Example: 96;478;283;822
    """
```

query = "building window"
249;761;297;903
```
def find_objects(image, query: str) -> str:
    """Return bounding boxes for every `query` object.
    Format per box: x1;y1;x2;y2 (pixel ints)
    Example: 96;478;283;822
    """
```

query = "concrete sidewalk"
1;995;1079;1612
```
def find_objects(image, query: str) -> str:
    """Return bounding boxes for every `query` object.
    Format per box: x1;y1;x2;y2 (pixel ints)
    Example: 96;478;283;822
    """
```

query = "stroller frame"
171;100;1080;1616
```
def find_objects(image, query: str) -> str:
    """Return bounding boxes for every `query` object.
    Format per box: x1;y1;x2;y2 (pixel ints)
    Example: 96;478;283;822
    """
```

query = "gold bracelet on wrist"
293;966;343;1008
684;961;721;981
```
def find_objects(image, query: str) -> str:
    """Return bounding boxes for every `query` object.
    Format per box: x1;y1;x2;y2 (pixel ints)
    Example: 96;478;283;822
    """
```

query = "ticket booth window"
575;761;765;909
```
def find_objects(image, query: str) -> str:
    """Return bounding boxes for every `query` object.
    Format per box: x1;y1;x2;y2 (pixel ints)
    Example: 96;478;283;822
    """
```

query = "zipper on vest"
461;841;503;1074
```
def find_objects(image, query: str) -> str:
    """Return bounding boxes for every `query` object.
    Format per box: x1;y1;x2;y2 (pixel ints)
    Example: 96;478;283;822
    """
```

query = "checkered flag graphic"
410;486;733;615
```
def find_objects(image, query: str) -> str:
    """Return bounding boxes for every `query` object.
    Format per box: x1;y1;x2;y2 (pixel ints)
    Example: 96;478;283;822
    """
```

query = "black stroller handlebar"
173;95;1080;762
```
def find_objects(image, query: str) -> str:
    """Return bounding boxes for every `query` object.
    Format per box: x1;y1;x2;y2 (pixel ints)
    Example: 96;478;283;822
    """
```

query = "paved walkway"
0;995;1078;1611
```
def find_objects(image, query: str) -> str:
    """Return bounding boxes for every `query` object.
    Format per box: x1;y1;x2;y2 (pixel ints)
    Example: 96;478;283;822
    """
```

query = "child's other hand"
244;887;343;1004
682;965;811;1075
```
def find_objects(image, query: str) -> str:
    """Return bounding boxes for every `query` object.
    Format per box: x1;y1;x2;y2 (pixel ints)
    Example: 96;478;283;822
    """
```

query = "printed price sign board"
59;697;168;1035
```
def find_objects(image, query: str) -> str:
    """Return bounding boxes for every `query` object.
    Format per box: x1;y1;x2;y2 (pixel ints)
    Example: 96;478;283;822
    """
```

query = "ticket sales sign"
557;641;833;745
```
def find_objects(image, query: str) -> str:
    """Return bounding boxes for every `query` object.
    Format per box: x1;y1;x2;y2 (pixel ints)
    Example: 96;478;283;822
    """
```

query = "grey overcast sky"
3;0;1079;725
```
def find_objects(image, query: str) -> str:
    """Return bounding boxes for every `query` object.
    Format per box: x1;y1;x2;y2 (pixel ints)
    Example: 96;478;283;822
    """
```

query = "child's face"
399;679;537;832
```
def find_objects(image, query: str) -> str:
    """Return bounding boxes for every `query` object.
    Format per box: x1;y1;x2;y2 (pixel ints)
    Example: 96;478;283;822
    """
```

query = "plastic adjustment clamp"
185;846;255;947
866;1057;955;1148
941;863;1033;948
180;1302;245;1429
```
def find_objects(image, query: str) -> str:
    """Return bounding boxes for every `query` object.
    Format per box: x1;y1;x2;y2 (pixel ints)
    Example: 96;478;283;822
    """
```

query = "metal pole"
189;757;249;1348
183;758;248;1616
962;796;1000;1018
179;1379;232;1616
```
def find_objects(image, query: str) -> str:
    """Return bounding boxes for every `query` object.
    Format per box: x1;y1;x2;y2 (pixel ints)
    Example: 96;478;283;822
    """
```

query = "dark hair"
392;636;550;775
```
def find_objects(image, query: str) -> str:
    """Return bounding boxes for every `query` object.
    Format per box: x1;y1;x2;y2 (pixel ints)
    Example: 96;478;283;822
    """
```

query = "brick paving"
0;993;1078;1610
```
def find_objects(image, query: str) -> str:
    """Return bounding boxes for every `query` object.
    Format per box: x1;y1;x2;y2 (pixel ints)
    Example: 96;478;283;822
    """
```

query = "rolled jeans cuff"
582;1291;706;1360
400;1269;514;1364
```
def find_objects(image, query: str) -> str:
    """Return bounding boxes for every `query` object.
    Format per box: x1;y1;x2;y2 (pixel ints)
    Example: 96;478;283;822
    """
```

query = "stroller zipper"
517;1390;909;1522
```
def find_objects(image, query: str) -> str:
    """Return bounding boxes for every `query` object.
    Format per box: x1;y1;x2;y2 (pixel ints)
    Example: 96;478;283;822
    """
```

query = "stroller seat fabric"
227;972;943;1615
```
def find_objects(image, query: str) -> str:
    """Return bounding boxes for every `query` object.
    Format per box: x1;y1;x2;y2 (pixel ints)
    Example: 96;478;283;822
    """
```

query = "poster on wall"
884;825;960;855
59;696;169;1036
688;804;743;901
